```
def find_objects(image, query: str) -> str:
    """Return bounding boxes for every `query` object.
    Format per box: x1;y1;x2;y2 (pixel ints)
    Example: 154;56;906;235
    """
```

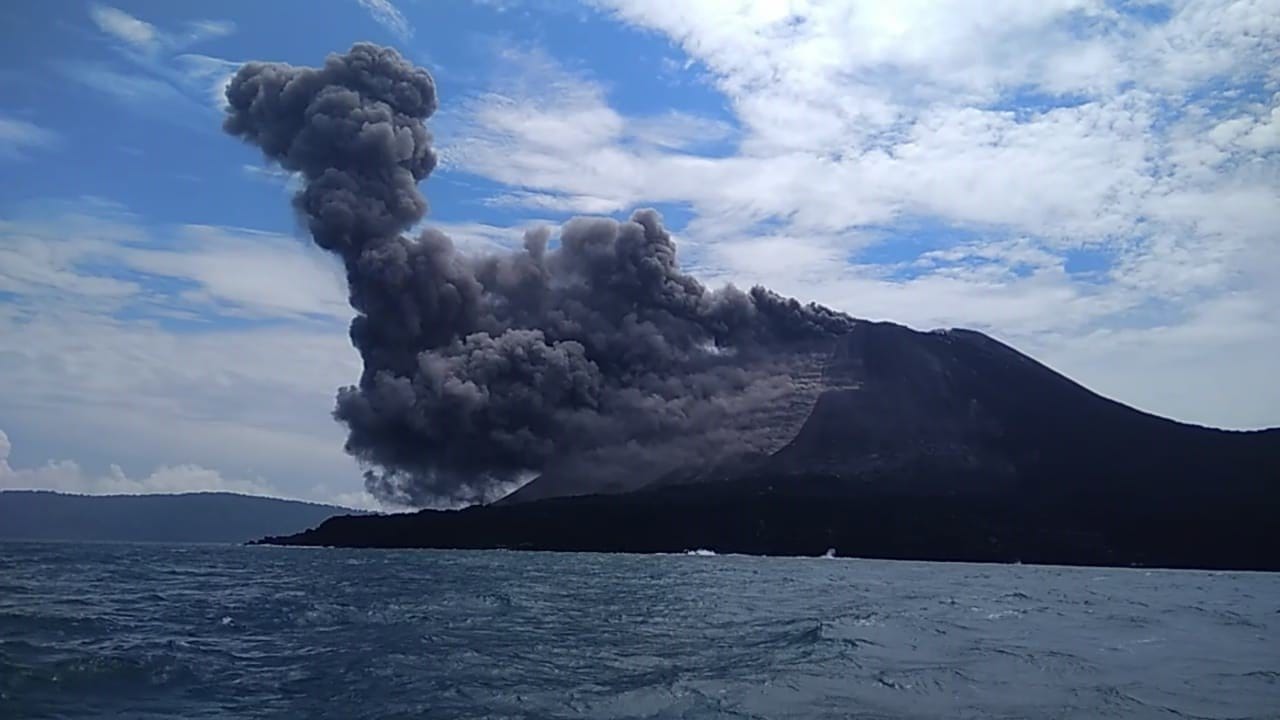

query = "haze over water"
2;542;1276;719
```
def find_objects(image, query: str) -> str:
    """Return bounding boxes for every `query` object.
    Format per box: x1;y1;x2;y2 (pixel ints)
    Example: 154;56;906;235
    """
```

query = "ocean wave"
2;543;1277;720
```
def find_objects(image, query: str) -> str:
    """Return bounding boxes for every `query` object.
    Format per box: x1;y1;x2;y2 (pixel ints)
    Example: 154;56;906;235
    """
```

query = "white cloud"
174;53;241;111
356;0;413;41
0;238;138;301
179;19;236;46
1209;100;1280;153
0;304;367;503
0;427;393;509
627;111;735;150
0;201;372;503
578;0;1280;241
422;219;551;254
1;427;276;497
89;4;158;50
120;225;350;320
242;163;302;191
89;4;233;53
0;116;59;159
432;1;1279;428
0;205;348;320
76;6;239;119
1025;294;1280;430
439;46;742;215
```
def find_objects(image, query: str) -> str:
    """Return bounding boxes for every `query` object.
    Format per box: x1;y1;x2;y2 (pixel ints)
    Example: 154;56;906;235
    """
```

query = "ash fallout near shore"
224;43;855;505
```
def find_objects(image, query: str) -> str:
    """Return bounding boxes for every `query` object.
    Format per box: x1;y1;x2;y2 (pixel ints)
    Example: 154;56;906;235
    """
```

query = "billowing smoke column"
225;44;854;505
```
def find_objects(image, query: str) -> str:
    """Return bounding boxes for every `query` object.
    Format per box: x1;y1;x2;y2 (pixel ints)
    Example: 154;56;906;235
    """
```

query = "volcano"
223;44;1276;568
497;319;1277;503
260;320;1280;570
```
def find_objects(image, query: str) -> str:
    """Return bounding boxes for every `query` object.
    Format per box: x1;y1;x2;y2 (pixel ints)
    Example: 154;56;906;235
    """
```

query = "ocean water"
1;543;1276;719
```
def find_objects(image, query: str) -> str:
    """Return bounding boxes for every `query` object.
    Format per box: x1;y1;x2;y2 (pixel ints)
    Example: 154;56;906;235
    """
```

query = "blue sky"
1;0;1277;506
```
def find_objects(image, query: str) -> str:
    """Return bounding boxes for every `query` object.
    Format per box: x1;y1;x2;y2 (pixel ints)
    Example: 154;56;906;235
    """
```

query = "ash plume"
224;43;854;505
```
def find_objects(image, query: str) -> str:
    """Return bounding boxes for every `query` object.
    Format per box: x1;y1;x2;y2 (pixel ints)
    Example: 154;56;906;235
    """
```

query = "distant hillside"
0;491;360;544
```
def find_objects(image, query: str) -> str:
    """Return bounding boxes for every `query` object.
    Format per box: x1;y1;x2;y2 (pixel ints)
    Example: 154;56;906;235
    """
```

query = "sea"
1;542;1276;719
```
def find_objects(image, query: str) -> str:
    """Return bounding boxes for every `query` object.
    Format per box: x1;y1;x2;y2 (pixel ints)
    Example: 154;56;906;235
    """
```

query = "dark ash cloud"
224;43;854;505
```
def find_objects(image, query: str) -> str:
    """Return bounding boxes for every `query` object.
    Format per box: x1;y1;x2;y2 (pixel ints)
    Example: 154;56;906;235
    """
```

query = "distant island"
258;321;1280;571
0;491;357;544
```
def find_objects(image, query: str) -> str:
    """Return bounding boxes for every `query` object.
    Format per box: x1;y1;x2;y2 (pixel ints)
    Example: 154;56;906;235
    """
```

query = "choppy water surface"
1;543;1276;719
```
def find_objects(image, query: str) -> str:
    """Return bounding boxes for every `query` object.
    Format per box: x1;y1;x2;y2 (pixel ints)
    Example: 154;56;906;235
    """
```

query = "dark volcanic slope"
262;321;1279;570
508;320;1279;502
760;321;1279;499
0;491;356;544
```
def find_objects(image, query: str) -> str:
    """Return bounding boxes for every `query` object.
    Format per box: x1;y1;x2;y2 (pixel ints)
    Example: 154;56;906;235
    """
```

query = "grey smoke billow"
225;43;855;505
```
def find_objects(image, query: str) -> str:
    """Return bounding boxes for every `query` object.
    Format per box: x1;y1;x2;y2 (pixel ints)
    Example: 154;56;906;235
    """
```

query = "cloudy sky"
1;0;1276;506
